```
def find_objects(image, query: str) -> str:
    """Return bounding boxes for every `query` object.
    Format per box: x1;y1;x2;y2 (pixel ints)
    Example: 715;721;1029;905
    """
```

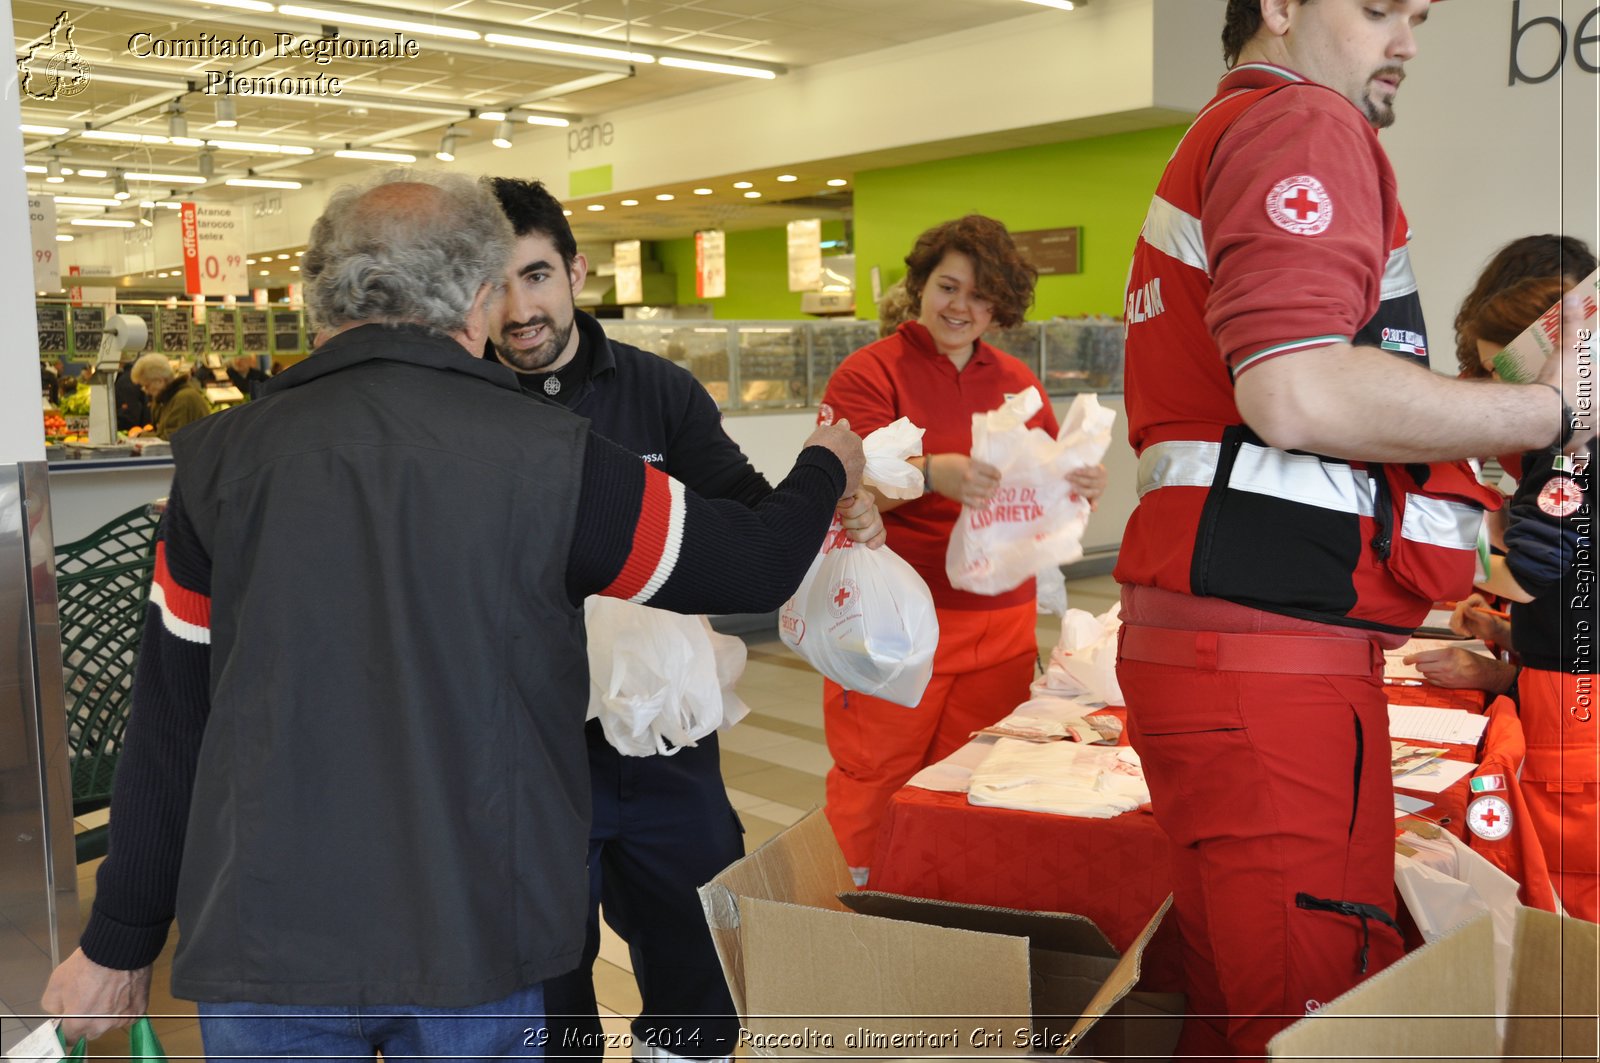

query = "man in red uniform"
1115;1;1594;1056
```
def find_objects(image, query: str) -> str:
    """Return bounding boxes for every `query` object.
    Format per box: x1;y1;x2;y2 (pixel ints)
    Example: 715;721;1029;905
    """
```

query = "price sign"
181;202;249;296
29;195;59;292
614;239;643;305
787;218;821;292
696;229;726;300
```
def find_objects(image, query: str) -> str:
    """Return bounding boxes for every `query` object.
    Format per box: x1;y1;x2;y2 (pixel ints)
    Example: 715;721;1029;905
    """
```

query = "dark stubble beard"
1363;65;1404;130
498;315;575;373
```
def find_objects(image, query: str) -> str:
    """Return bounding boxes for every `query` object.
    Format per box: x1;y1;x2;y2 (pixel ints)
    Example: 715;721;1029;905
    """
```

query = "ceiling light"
206;139;315;155
21;124;68;135
492;120;514;149
227;178;304;189
524;114;572;128
733;181;753;189
260;270;269;276
658;56;777;79
23;165;45;175
435;127;459;162
562;209;572;216
158;272;168;277
76;169;107;178
334;149;417;162
72;218;136;228
483;32;652;63
655;193;674;201
477;112;505;122
215;97;237;128
743;191;761;199
55;234;74;242
167;101;187;139
776;174;798;183
295;251;304;256
127;172;209;184
54;196;123;206
140;217;154;227
140;200;183;209
693;188;712;195
113;172;130;200
201;0;274;10
83;130;169;145
198;150;215;180
586;204;605;211
290;265;300;271
278;5;483;40
1018;0;1081;8
620;199;639;206
827;178;848;187
276;254;290;260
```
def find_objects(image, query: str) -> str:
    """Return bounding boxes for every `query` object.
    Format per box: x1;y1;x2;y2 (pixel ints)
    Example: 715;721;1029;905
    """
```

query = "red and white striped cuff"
602;464;686;604
150;541;211;645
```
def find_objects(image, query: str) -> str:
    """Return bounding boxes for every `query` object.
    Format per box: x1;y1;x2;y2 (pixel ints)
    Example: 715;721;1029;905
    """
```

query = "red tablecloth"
868;684;1488;994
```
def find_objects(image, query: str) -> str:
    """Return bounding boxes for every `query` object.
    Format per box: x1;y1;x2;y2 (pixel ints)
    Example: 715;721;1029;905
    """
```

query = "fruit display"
43;410;67;440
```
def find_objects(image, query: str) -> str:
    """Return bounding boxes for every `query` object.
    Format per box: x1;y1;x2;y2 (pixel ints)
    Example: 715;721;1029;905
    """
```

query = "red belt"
1118;624;1381;677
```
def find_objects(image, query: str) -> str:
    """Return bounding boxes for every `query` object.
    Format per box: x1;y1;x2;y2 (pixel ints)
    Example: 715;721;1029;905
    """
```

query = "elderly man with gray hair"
41;171;866;1060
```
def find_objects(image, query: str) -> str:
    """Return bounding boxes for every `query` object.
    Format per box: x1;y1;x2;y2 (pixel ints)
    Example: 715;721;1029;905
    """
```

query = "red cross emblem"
1467;795;1513;841
833;584;852;609
1538;475;1583;518
1266;175;1334;236
826;576;858;619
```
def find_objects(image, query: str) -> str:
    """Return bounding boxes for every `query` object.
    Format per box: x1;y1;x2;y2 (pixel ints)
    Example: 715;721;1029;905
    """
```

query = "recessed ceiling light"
655;193;674;201
259;269;269;276
658;56;776;79
732;181;753;189
620;199;639;206
247;258;257;264
586;204;605;211
827;178;848;187
776;174;798;182
226;178;304;189
276;253;290;260
290;265;300;271
743;191;761;199
55;234;74;242
693;188;712;195
562;209;572;216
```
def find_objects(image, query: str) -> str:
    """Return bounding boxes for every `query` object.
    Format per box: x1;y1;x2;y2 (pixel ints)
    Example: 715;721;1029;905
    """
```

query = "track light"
492;119;514;149
113;171;130;200
435;127;459;162
167;100;187;139
46;157;64;183
198;149;215;179
215;96;237;128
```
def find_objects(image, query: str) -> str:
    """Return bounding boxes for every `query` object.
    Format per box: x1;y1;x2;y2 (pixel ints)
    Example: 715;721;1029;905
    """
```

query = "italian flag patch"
1470;774;1506;793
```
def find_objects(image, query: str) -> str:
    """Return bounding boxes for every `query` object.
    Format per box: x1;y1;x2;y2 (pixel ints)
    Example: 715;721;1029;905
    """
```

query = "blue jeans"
197;982;545;1061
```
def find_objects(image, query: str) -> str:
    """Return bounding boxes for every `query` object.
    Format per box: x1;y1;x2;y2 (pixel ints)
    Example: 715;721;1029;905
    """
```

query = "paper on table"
1394;757;1477;794
1384;638;1490;680
1394;792;1434;818
1389;703;1490;745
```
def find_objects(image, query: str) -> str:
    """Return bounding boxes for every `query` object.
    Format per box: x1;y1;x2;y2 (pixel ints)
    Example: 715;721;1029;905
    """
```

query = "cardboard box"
1269;907;1598;1061
698;809;1181;1059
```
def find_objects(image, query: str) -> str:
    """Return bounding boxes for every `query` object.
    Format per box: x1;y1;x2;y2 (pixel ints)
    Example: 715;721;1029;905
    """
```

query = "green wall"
656;220;847;320
853;125;1188;320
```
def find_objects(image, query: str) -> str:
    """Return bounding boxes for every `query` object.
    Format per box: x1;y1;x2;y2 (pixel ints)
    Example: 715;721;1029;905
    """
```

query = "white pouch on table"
777;418;938;707
947;389;1115;596
584;597;749;757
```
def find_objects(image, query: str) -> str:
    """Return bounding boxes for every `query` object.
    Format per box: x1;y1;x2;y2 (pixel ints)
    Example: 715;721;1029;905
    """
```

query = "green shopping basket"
54;503;163;863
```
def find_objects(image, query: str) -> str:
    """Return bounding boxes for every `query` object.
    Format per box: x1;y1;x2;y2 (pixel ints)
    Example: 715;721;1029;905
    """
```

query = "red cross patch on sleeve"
1537;475;1583;518
1266;175;1334;236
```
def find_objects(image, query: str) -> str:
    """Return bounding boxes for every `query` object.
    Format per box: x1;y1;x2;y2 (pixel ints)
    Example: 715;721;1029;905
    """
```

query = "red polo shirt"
821;320;1059;611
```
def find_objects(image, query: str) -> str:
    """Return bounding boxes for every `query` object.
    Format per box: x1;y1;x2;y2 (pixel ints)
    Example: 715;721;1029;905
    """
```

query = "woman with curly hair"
817;215;1104;880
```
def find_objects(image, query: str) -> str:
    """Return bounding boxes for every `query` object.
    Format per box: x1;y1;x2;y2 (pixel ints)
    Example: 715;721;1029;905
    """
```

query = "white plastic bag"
861;417;925;499
1036;563;1068;616
584;597;749;757
778;526;939;707
946;389;1116;596
1031;603;1124;706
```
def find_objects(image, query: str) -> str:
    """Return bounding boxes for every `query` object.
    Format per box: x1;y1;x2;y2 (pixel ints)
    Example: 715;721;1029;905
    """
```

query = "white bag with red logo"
946;389;1115;596
777;419;938;707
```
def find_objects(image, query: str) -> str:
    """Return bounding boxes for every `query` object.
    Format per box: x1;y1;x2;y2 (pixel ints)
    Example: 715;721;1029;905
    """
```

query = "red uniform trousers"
1117;626;1404;1061
823;600;1037;870
1518;667;1600;922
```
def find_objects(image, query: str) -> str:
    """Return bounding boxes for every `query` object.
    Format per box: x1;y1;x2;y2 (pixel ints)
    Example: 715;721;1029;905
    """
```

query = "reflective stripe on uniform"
1141;195;1208;275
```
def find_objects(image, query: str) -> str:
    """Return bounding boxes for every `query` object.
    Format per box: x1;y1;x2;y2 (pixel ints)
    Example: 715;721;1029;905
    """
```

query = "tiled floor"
11;575;1121;1060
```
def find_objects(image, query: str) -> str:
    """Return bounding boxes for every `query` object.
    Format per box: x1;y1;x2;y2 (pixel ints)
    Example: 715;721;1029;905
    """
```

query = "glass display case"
606;318;1123;412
